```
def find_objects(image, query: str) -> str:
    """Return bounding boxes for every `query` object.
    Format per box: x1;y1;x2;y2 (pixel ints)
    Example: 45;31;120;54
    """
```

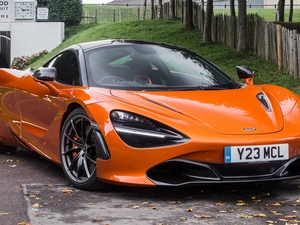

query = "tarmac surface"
0;148;299;225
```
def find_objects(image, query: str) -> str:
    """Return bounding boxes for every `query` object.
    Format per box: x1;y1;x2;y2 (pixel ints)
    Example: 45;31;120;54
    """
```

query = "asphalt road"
0;148;300;225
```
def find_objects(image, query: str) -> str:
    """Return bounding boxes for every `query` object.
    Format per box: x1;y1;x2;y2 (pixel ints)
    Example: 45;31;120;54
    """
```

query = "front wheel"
60;108;109;191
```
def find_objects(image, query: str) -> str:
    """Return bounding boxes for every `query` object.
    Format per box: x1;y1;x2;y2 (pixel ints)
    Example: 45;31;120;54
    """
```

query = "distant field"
83;4;300;23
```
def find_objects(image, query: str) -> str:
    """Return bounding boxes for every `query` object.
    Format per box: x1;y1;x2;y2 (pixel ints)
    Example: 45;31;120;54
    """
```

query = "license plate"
224;144;289;163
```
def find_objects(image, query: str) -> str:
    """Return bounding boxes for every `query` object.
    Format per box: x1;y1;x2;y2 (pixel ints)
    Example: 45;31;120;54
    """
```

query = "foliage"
27;19;300;95
49;0;82;27
11;50;48;70
36;0;50;7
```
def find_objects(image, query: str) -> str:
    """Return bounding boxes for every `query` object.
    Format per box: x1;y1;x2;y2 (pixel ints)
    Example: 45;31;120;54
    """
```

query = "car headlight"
110;110;189;148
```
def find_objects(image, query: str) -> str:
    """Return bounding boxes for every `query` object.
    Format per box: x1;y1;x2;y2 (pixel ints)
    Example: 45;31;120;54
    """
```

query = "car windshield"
85;43;240;90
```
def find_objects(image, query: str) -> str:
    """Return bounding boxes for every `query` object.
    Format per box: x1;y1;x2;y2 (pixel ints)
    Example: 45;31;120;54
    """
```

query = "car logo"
242;127;257;131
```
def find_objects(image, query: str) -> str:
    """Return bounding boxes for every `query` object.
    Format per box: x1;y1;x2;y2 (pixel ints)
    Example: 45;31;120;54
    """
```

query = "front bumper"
146;155;300;186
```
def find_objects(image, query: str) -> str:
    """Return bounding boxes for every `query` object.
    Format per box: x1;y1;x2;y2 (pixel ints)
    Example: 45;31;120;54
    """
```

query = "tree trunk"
157;0;162;19
203;0;213;42
200;0;205;32
143;0;147;20
289;0;293;22
185;0;193;28
169;0;175;18
230;0;236;17
237;0;247;51
277;0;285;22
150;0;155;19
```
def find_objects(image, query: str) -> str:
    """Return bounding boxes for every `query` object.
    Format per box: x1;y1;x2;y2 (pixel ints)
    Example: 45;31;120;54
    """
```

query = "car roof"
73;39;171;52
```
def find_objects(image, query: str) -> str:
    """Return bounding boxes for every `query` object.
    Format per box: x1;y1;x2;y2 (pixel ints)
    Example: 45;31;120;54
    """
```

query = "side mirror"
33;67;57;81
236;66;254;85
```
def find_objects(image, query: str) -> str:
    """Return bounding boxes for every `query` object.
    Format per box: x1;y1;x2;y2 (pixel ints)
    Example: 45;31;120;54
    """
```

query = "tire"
60;108;110;191
0;144;17;154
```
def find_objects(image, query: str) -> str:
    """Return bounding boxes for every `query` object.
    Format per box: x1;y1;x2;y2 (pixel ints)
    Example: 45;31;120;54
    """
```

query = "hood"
111;86;287;135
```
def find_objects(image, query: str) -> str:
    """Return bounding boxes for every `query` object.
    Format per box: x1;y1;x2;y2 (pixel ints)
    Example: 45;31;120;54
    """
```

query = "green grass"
215;8;300;22
28;19;300;95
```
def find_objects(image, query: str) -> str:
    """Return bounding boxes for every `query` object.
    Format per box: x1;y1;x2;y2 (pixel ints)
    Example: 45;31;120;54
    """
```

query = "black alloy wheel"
60;108;108;190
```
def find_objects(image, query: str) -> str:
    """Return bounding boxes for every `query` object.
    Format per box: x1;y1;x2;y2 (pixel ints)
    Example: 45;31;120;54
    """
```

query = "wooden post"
95;10;97;24
113;9;116;22
276;24;282;71
265;22;270;61
293;30;298;78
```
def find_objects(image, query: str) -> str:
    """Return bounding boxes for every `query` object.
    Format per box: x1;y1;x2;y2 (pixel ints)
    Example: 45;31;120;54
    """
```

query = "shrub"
49;0;82;27
11;50;48;70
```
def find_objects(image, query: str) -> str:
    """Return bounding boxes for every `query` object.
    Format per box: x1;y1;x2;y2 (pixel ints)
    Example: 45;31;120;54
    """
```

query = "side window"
47;51;80;85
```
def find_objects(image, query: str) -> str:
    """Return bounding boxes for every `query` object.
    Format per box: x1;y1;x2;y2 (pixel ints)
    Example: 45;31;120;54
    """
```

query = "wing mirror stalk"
33;67;60;95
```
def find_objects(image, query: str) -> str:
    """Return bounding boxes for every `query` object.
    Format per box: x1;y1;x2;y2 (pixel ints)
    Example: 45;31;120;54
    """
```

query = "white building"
0;0;64;67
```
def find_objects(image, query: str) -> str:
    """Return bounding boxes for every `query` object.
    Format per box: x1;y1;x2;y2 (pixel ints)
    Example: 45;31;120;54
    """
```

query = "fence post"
113;9;116;22
95;10;97;24
138;7;140;21
265;22;270;61
293;30;298;78
277;24;282;71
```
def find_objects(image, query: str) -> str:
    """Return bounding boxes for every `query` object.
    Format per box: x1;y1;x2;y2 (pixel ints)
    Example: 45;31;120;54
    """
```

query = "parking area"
0;148;299;225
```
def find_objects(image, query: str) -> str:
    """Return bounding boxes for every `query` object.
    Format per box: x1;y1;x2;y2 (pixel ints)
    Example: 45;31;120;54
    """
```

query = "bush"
11;50;48;70
49;0;82;27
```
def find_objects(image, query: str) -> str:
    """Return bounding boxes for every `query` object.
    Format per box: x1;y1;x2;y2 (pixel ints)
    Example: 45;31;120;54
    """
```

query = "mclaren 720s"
0;39;299;190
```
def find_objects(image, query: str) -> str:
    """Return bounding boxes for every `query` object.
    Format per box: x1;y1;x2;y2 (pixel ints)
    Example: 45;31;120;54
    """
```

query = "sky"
82;0;112;4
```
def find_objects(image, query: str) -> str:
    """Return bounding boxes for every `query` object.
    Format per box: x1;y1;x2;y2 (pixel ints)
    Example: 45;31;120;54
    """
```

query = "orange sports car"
0;39;300;190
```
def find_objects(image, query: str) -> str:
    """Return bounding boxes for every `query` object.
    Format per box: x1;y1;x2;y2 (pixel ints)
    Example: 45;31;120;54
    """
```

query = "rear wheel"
60;108;109;191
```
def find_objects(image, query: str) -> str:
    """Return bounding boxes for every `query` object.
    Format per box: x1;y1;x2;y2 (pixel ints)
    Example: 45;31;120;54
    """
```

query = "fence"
82;1;300;78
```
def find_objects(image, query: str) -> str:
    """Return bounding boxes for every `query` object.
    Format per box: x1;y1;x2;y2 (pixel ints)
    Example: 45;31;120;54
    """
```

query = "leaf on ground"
148;206;157;210
9;165;16;168
215;203;226;206
32;203;41;208
62;189;73;194
0;212;10;216
236;202;246;206
271;203;282;207
296;198;300;203
240;215;253;219
91;218;103;223
278;219;288;222
266;220;274;224
169;201;181;204
271;211;282;216
253;213;267;218
131;205;140;209
186;208;193;212
194;214;211;218
180;217;187;221
141;202;149;205
284;215;297;219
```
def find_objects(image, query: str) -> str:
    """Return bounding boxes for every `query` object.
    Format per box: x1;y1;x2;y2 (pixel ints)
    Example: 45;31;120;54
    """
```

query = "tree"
169;0;175;19
237;0;247;51
157;0;163;19
185;0;193;28
230;0;236;17
150;0;155;19
289;0;293;22
49;0;82;27
277;0;285;22
37;0;50;7
143;0;147;20
203;0;213;42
